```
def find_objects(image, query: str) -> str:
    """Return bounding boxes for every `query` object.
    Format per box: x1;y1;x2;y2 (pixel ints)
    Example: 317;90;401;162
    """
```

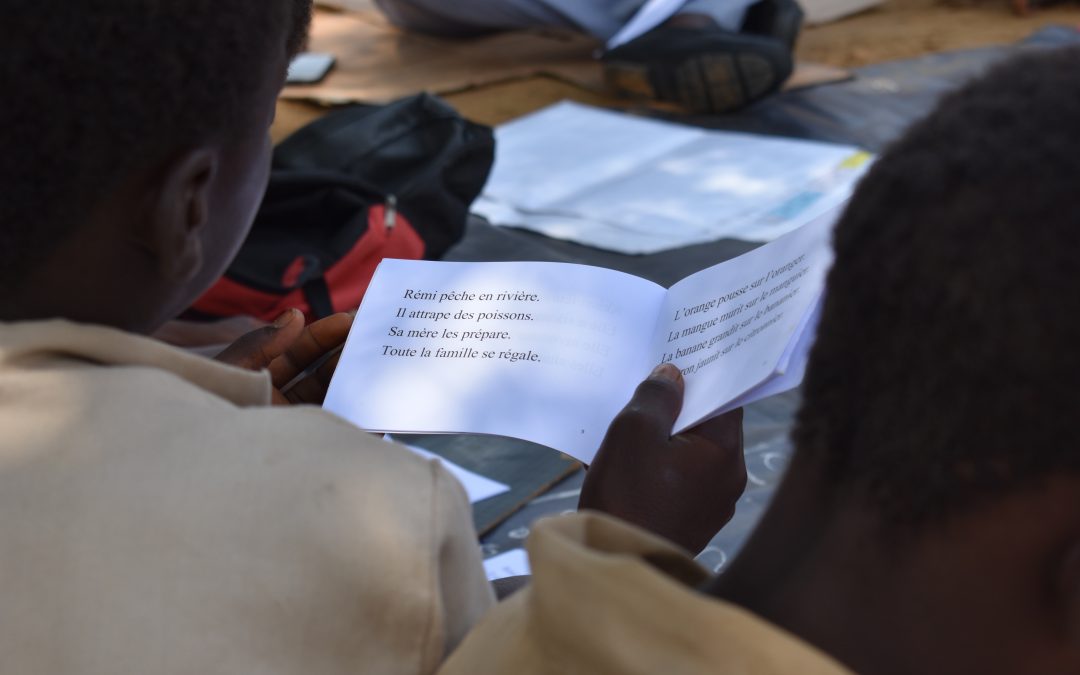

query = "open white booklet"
324;205;838;464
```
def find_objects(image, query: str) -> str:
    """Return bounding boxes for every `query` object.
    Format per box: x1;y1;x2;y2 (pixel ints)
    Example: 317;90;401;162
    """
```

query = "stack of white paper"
474;102;872;254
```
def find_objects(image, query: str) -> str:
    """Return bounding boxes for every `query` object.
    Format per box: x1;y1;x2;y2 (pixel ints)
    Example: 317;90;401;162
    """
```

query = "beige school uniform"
0;320;494;675
439;512;854;675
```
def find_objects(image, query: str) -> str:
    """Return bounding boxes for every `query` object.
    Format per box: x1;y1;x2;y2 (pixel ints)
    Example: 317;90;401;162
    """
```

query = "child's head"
1;1;312;331
747;46;1080;673
797;46;1080;530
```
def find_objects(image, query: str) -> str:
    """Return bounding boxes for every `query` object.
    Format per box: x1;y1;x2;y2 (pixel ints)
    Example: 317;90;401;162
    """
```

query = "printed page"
649;205;839;432
324;260;667;464
479;101;702;212
475;102;870;253
557;130;868;244
710;294;822;415
470;198;685;255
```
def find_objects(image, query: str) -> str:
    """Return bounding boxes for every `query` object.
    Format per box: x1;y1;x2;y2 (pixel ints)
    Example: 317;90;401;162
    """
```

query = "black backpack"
190;93;494;322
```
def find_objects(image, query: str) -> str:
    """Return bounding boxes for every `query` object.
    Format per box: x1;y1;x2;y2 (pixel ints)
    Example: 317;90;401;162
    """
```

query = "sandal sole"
604;43;785;113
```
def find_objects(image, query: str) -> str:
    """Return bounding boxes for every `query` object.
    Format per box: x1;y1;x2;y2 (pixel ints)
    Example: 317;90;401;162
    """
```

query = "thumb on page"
581;364;746;553
619;363;685;439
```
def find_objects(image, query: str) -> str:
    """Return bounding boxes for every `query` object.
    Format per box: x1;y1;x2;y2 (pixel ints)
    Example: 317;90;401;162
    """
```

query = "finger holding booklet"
324;203;837;464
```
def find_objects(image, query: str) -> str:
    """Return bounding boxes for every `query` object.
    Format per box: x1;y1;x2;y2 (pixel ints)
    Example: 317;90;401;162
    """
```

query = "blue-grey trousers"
374;0;755;41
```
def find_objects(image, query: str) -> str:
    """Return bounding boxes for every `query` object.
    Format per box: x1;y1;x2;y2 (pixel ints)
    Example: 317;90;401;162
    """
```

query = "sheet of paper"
711;294;822;416
324;260;666;464
483;549;531;581
473;102;872;253
481;101;701;212
399;441;510;504
649;204;838;431
606;0;689;50
472;198;689;255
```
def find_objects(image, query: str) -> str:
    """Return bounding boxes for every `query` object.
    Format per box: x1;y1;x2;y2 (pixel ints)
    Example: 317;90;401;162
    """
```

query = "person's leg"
603;0;804;113
374;0;649;40
374;0;803;113
680;0;758;32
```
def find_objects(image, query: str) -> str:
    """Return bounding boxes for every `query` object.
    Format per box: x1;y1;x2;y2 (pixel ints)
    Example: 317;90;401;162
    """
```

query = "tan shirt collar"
524;513;854;675
0;319;272;407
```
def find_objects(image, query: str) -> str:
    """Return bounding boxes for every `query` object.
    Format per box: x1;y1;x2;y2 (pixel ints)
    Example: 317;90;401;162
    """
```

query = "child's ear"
148;147;219;282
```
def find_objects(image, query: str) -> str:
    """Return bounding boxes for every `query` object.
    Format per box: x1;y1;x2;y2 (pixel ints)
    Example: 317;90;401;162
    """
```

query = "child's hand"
578;364;747;554
215;309;354;405
154;315;267;349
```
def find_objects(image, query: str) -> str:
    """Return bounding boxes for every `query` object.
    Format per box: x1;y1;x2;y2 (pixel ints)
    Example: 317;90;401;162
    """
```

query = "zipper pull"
384;194;398;232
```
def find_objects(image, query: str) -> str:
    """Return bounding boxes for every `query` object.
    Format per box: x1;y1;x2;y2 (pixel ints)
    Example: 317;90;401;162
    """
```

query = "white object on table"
474;101;873;254
397;440;511;504
483;549;532;580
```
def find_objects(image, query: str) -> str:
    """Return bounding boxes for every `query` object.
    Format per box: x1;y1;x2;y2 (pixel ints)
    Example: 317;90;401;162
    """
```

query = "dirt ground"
798;0;1079;67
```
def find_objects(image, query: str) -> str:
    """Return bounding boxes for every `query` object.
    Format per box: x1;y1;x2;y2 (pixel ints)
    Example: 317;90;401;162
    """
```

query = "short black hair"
0;0;312;287
794;46;1080;526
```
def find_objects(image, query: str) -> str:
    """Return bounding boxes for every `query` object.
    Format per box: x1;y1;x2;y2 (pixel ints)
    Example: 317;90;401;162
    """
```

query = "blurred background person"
374;0;805;112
